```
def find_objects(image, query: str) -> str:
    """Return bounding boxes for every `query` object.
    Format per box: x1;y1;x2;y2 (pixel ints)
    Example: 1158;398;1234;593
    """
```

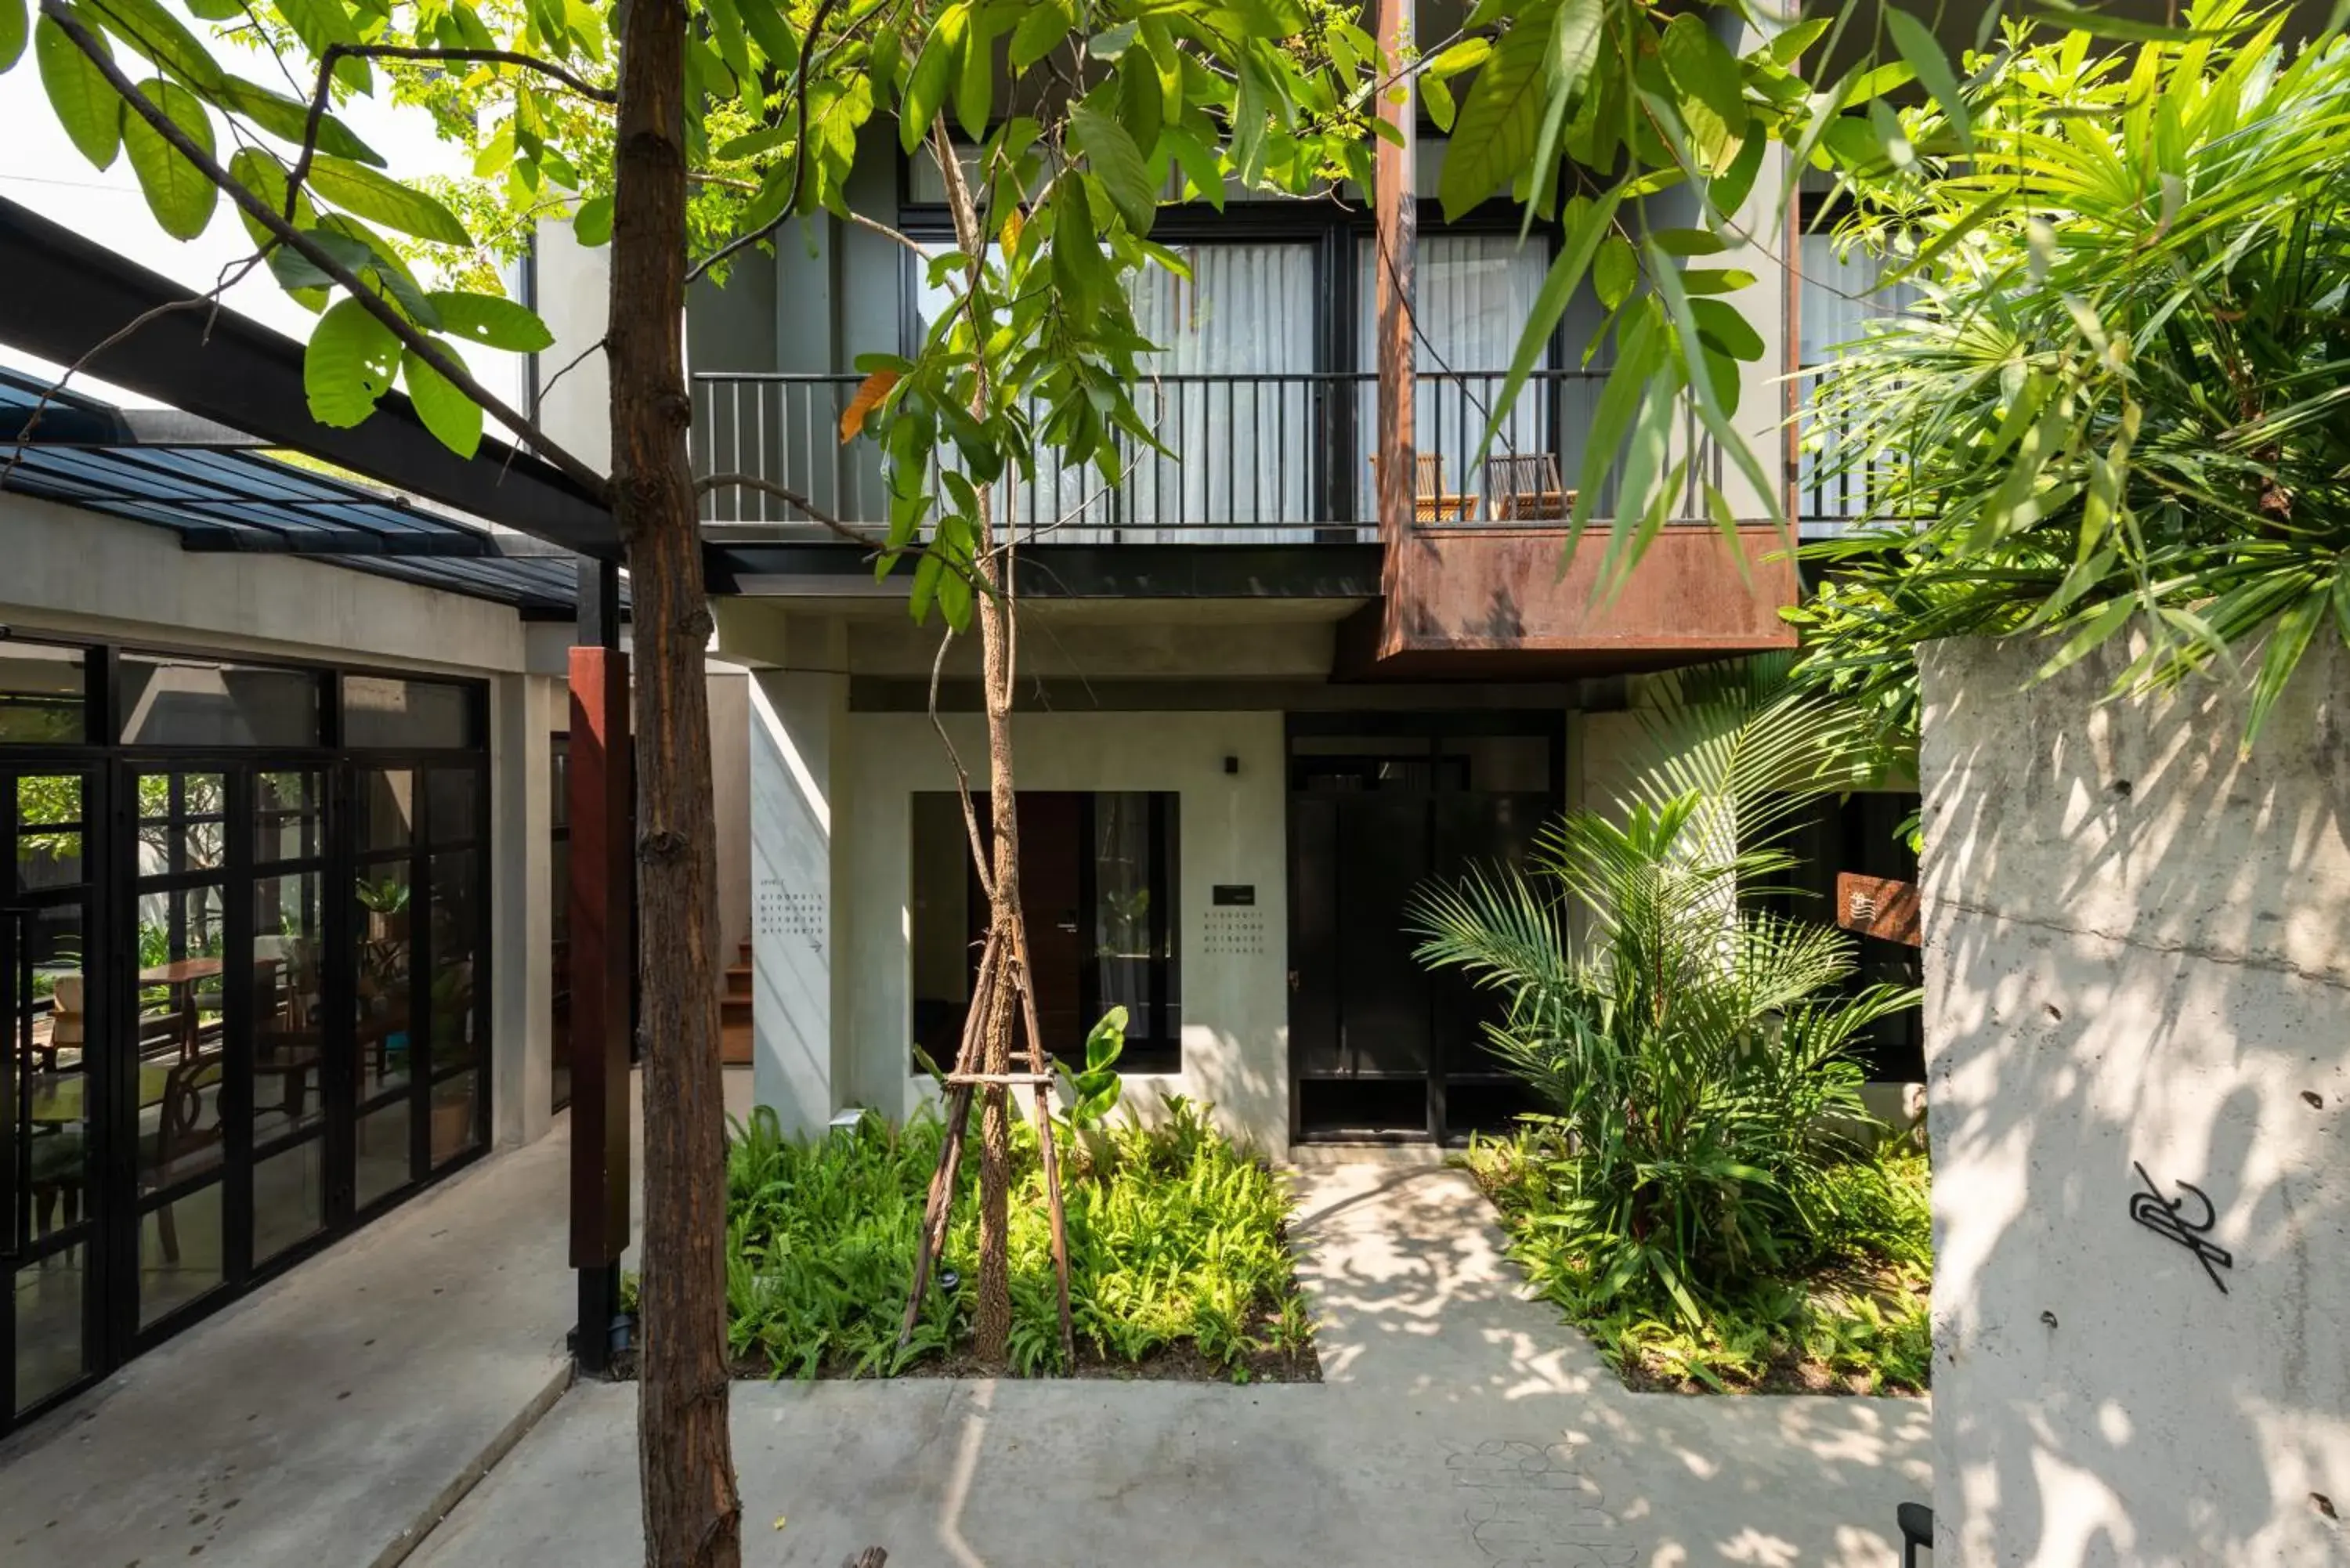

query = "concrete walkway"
0;1124;577;1568
411;1152;1932;1567
0;1069;755;1568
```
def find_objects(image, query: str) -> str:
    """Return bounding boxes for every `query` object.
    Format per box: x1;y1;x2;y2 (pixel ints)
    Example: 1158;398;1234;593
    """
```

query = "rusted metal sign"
1836;872;1922;947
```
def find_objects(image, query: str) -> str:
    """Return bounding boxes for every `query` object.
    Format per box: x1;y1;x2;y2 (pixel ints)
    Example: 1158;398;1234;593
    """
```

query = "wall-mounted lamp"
1223;754;1240;775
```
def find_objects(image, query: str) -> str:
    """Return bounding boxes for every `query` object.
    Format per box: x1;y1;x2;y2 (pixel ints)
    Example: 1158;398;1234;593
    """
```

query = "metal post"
569;557;631;1373
1373;0;1418;638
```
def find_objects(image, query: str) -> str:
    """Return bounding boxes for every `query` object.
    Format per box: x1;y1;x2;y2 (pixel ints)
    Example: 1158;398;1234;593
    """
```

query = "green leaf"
955;0;993;137
273;0;367;90
122;77;217;240
573;193;612;247
1659;13;1745;142
37;13;122;169
1550;0;1603;92
902;2;962;153
1883;6;1970;150
304;296;399;428
1422;70;1455;132
1593;233;1636;310
402;342;483;457
2242;590;2323;750
1479;187;1621;461
425;291;554;352
1070;100;1155;233
1690;297;1764;361
1437;16;1546;219
0;0;24;73
307;156;472;246
1009;0;1064;70
214;76;381;165
83;0;221;90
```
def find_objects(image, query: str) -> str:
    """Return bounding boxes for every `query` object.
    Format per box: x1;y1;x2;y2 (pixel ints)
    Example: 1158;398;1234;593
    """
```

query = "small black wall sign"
1212;884;1256;907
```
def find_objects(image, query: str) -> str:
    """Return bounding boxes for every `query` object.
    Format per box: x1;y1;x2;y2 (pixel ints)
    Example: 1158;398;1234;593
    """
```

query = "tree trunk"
609;0;740;1559
929;125;1026;1369
972;511;1019;1366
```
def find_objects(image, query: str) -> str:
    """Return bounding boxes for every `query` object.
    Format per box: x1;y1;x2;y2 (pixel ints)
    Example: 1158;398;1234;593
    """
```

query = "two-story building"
529;82;1920;1153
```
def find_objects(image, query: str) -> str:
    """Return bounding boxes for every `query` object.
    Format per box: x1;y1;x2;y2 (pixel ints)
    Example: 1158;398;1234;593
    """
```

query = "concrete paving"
0;1068;757;1568
412;1154;1932;1568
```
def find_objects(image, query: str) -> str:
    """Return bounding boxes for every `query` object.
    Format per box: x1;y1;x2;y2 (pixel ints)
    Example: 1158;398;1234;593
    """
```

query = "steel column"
569;559;631;1373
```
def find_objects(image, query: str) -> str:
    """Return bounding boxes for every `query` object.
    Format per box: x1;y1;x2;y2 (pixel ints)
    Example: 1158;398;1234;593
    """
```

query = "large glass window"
120;658;320;747
343;677;472;749
1355;233;1556;518
1798;226;1922;526
909;791;1182;1075
0;642;87;744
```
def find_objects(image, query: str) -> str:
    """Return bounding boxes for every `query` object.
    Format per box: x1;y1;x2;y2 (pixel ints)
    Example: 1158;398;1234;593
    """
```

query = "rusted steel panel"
1355;523;1799;675
1837;872;1922;947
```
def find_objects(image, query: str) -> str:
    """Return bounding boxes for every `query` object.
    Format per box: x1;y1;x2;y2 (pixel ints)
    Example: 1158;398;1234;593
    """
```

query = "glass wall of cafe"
0;636;491;1432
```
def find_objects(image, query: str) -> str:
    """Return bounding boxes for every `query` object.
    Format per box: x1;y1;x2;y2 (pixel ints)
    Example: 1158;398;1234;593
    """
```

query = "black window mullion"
1076;793;1097;1064
1148;792;1170;1063
222;768;255;1288
407;803;430;1184
320;761;356;1224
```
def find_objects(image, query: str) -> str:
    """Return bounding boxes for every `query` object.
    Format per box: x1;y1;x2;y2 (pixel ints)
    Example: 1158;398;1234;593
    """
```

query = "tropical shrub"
1792;1;2350;750
718;1093;1311;1381
1414;657;1926;1381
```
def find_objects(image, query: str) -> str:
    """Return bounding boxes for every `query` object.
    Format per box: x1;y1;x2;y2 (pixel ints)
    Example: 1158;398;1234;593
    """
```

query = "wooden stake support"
897;922;1076;1367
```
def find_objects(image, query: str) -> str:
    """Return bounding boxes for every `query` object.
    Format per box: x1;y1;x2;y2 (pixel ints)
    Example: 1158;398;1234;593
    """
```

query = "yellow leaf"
772;1515;788;1530
838;367;899;445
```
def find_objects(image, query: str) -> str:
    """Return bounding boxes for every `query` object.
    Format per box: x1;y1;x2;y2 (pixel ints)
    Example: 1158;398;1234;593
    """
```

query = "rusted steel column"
569;559;632;1373
1373;0;1417;566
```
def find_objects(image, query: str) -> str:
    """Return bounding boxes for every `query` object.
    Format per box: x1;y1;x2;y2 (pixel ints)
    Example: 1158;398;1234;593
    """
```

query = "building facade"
524;104;1923;1155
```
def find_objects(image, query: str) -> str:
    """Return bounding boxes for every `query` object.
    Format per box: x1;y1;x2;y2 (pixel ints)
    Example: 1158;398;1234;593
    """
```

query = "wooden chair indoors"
1485;452;1573;522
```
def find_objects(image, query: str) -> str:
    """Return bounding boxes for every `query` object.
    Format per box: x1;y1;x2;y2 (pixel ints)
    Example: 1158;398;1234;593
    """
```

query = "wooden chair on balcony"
1486;453;1574;522
1369;453;1480;522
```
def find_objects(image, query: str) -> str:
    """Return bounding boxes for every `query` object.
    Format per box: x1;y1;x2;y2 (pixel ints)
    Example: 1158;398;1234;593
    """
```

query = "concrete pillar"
489;671;555;1147
748;664;847;1136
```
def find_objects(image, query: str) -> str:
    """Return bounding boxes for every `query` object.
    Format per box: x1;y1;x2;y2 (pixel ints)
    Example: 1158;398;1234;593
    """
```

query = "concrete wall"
708;667;754;981
746;697;1292;1152
1918;635;2350;1566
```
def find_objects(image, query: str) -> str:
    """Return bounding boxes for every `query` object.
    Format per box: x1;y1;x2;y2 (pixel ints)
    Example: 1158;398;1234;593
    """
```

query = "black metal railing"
1792;366;1908;533
692;368;1725;541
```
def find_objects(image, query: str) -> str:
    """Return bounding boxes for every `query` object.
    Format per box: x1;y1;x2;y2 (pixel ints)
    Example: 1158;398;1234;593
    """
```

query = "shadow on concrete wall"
1917;636;2350;1565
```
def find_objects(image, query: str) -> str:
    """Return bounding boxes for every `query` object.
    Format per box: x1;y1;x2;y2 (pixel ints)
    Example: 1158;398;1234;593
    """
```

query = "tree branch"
289;43;616;222
682;0;851;287
3;248;269;488
39;0;610;502
692;470;876;544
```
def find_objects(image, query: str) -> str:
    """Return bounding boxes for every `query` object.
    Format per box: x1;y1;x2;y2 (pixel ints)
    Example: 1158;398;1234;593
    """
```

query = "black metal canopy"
0;369;606;618
0;194;618;562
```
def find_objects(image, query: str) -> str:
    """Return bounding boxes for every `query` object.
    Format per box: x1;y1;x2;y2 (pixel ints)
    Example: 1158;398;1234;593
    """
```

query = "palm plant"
1414;658;1918;1324
1791;1;2350;748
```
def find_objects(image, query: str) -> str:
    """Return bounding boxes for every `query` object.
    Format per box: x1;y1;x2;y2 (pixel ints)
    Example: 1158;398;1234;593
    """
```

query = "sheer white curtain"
915;243;1316;543
1123;244;1317;544
1354;234;1552;521
1799;237;1922;526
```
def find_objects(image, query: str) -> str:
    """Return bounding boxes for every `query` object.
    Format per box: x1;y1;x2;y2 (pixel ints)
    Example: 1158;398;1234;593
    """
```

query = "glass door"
125;767;234;1332
4;766;100;1421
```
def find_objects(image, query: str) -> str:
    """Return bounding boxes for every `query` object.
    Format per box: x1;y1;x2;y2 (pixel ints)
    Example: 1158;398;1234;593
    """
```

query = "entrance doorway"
2;645;494;1436
1287;713;1560;1143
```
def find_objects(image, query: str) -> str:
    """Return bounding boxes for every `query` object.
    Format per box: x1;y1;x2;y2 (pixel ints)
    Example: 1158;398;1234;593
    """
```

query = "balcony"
692;367;1726;539
693;366;1799;674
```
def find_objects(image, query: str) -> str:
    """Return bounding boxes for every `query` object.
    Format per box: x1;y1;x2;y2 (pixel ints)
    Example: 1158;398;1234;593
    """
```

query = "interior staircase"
722;937;753;1065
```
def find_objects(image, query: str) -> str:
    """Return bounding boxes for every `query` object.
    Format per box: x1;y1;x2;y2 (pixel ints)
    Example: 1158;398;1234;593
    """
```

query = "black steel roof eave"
0;195;620;563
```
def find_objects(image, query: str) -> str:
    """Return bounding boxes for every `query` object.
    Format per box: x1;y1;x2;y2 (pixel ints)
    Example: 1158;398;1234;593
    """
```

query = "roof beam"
0;196;620;561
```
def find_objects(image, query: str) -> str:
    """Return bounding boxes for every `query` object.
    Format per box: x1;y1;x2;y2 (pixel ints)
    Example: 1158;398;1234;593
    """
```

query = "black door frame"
1284;709;1566;1146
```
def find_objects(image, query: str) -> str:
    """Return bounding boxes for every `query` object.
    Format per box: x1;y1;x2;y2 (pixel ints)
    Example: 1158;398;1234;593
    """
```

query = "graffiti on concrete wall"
2129;1162;2233;1294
